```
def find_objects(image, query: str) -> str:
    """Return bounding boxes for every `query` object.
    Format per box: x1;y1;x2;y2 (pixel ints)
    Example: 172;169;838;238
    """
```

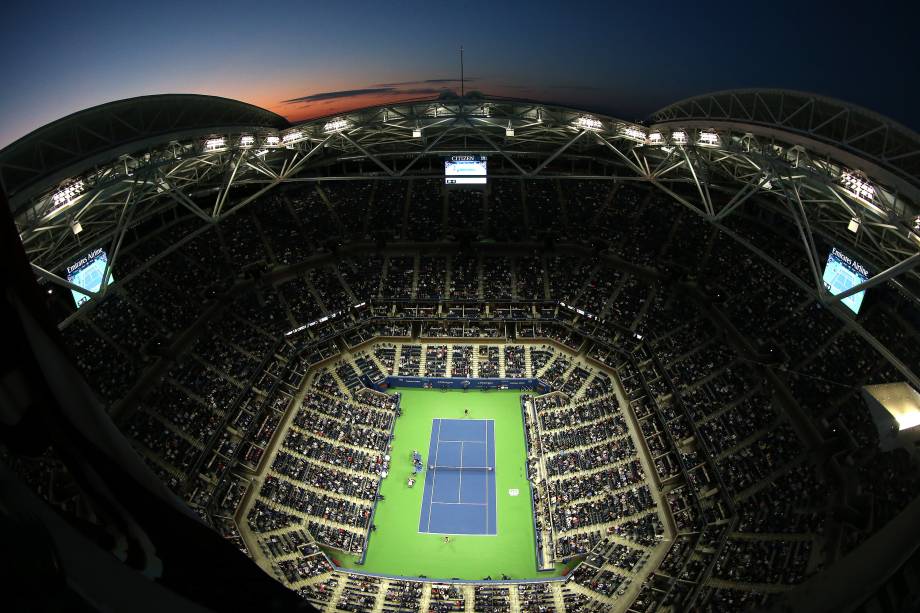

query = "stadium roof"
0;94;289;211
651;88;920;203
4;89;920;386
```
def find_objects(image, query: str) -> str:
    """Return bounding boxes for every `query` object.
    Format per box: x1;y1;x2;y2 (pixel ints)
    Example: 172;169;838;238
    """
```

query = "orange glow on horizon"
267;91;441;123
239;81;544;125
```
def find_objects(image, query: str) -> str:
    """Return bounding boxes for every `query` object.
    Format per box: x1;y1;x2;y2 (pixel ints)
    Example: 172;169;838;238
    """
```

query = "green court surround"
324;388;570;580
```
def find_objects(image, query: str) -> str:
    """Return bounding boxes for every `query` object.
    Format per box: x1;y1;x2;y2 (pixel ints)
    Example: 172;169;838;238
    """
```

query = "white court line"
458;441;464;503
485;419;490;534
424;418;498;535
426;419;442;533
421;529;495;537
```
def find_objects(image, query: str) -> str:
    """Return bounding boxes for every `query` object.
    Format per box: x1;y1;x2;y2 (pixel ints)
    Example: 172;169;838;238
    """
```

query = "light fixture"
698;130;719;146
265;135;280;146
239;135;255;147
412;128;422;138
52;181;85;208
282;130;303;143
840;170;875;201
71;220;83;235
204;137;226;151
323;119;349;132
648;132;663;145
848;217;860;233
671;130;688;145
574;116;603;130
621;126;647;142
505;126;515;137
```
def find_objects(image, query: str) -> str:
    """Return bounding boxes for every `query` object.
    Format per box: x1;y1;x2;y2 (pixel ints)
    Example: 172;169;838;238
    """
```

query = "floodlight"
204;137;226;151
648;132;663;145
240;135;255;147
622;127;647;142
71;220;83;235
840;171;875;201
698;130;719;146
412;129;422;138
52;180;85;208
848;217;860;233
323;119;349;132
505;127;515;137
282;130;303;143
574;116;603;130
265;135;280;146
671;131;688;145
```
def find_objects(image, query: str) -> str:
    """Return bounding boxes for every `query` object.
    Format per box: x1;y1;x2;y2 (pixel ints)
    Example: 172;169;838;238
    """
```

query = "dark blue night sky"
1;0;916;147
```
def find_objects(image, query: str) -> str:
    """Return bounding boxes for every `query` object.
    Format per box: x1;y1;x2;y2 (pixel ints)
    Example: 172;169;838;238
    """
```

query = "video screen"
445;155;487;185
66;247;114;308
822;247;869;314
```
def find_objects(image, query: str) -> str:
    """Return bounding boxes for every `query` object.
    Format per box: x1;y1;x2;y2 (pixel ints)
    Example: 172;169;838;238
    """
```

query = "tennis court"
418;418;497;535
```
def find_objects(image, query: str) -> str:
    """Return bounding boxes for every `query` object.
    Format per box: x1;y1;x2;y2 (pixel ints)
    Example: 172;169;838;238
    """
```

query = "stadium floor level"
326;388;569;580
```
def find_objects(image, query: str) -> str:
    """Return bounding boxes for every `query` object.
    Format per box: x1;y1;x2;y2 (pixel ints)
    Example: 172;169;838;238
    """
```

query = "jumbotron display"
444;154;487;184
822;247;869;314
65;247;113;308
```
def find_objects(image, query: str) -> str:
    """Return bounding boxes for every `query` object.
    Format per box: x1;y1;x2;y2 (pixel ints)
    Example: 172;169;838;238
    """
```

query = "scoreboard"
445;155;487;185
822;247;869;314
66;247;113;308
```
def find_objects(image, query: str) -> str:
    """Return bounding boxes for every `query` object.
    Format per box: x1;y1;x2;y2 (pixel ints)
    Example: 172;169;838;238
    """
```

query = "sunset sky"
1;0;917;148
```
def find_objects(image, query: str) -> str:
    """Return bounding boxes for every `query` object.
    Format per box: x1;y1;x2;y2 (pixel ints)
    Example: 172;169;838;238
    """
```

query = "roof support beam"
97;182;141;297
648;178;707;217
463;119;528;176
213;150;247;217
158;170;213;223
528;129;588;177
714;171;772;221
31;263;97;298
217;134;333;221
397;126;455;177
680;148;714;217
337;131;395;176
592;133;647;177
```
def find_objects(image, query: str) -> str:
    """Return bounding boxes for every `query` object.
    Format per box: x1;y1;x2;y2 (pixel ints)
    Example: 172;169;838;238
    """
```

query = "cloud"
375;78;476;87
280;85;457;108
397;87;455;95
281;87;395;104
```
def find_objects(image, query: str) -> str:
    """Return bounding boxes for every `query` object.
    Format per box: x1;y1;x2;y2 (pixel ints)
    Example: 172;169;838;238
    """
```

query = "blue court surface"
418;418;497;535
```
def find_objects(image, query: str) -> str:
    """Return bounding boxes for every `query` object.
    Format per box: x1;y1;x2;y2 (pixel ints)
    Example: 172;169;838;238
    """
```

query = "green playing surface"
324;388;569;580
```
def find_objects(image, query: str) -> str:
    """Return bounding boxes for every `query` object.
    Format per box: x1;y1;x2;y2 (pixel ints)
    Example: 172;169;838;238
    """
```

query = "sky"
1;0;917;149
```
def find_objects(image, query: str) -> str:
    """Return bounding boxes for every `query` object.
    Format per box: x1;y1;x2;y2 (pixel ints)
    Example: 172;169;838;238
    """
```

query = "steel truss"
6;92;920;384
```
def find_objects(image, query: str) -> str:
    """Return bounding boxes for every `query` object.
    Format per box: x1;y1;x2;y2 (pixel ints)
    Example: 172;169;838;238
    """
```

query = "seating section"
19;177;917;613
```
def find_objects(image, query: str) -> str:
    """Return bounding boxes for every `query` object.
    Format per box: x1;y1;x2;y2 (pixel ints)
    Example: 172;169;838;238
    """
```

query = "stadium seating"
14;176;920;613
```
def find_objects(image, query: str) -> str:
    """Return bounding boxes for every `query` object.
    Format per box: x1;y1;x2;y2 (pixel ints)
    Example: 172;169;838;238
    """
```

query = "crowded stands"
16;175;917;613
